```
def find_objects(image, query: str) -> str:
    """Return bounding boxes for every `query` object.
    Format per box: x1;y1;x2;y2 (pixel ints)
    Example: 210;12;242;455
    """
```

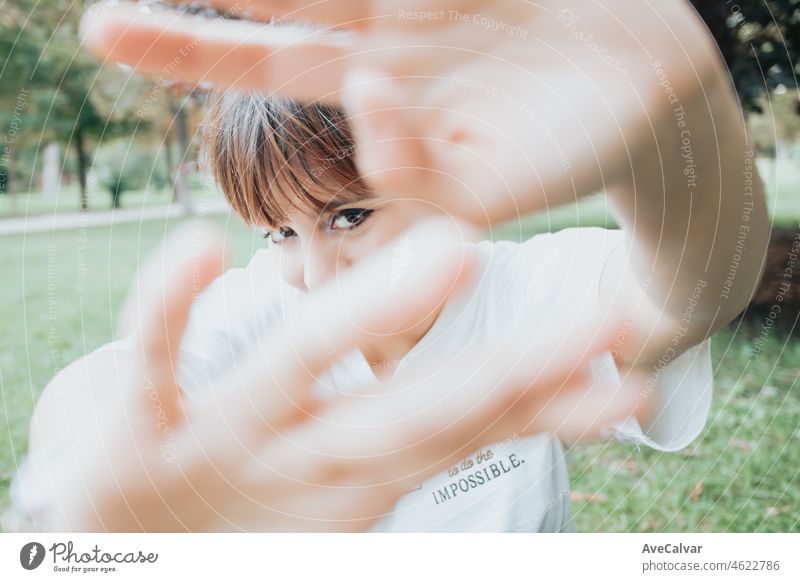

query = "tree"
1;0;149;211
169;89;197;215
691;0;799;115
748;91;800;154
95;139;157;208
31;4;143;210
0;0;50;211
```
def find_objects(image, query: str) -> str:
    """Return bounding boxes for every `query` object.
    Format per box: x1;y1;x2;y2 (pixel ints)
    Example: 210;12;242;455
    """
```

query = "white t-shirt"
177;227;713;532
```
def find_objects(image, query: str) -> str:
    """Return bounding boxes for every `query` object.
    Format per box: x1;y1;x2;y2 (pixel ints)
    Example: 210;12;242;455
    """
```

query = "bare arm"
598;5;769;369
79;2;770;344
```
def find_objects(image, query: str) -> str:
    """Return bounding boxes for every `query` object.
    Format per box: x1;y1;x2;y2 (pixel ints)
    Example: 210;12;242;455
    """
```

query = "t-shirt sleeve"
485;227;713;452
595;340;713;452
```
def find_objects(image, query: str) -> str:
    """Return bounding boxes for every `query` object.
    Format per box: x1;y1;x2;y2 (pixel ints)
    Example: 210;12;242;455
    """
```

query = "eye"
264;226;296;245
329;208;374;231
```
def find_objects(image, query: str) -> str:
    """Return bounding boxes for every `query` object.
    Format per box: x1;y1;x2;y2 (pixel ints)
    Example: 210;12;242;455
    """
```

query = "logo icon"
20;542;46;570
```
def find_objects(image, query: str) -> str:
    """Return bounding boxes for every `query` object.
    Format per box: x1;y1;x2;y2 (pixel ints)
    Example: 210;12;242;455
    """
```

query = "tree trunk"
172;95;194;216
2;145;18;216
42;142;61;200
163;128;175;191
74;129;89;211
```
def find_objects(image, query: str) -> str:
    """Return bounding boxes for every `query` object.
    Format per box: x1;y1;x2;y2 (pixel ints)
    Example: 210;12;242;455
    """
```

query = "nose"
303;238;338;291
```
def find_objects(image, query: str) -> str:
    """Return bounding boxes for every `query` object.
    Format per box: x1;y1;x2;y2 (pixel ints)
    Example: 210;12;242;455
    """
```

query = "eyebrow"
321;189;374;211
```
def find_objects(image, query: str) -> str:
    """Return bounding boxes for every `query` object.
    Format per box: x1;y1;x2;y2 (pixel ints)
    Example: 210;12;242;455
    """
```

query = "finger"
523;371;650;444
341;66;522;228
119;222;225;426
161;0;378;29
183;477;397;532
245;479;406;532
156;0;467;31
342;68;437;198
486;310;648;441
257;310;630;487
211;217;477;430
81;2;352;100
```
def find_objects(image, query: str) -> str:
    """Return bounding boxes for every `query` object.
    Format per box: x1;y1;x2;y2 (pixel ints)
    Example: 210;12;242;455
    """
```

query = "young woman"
11;0;769;532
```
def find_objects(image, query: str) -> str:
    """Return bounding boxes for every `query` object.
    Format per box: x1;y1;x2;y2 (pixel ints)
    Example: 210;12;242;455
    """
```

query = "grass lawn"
570;325;800;532
1;198;799;531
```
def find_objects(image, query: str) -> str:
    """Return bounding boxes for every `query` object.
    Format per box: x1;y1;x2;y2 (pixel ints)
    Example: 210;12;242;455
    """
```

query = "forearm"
603;22;768;366
616;78;766;310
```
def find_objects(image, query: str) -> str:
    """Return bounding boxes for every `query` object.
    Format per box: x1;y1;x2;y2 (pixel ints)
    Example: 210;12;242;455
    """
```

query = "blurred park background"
1;1;799;532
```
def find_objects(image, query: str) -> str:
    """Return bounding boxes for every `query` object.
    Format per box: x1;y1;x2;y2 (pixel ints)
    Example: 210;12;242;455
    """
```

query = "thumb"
118;222;225;428
217;217;478;431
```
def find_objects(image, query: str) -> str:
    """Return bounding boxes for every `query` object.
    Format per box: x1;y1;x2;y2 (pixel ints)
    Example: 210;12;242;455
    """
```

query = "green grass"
1;189;799;531
570;326;800;532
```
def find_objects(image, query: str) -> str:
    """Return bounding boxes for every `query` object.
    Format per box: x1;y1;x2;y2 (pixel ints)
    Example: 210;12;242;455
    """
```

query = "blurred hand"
81;0;723;226
11;219;644;532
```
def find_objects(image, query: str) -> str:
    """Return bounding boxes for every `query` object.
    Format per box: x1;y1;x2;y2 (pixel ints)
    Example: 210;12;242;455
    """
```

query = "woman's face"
265;193;431;292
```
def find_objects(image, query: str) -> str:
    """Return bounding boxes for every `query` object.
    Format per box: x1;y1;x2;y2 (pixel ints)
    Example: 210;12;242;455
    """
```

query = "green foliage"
690;0;800;114
94;140;167;208
749;92;800;155
0;1;152;207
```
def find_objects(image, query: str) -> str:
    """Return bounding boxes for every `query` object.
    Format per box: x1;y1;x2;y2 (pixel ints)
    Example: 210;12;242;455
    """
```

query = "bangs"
202;91;371;228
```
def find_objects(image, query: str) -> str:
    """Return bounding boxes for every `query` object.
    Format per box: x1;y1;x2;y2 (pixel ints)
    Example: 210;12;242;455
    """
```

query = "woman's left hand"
81;0;726;227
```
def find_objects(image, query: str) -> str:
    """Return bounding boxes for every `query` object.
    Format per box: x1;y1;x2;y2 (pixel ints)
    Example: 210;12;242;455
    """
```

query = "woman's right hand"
10;220;644;532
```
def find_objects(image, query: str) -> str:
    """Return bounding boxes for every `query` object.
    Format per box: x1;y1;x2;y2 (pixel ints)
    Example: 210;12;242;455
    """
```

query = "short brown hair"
202;91;371;228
